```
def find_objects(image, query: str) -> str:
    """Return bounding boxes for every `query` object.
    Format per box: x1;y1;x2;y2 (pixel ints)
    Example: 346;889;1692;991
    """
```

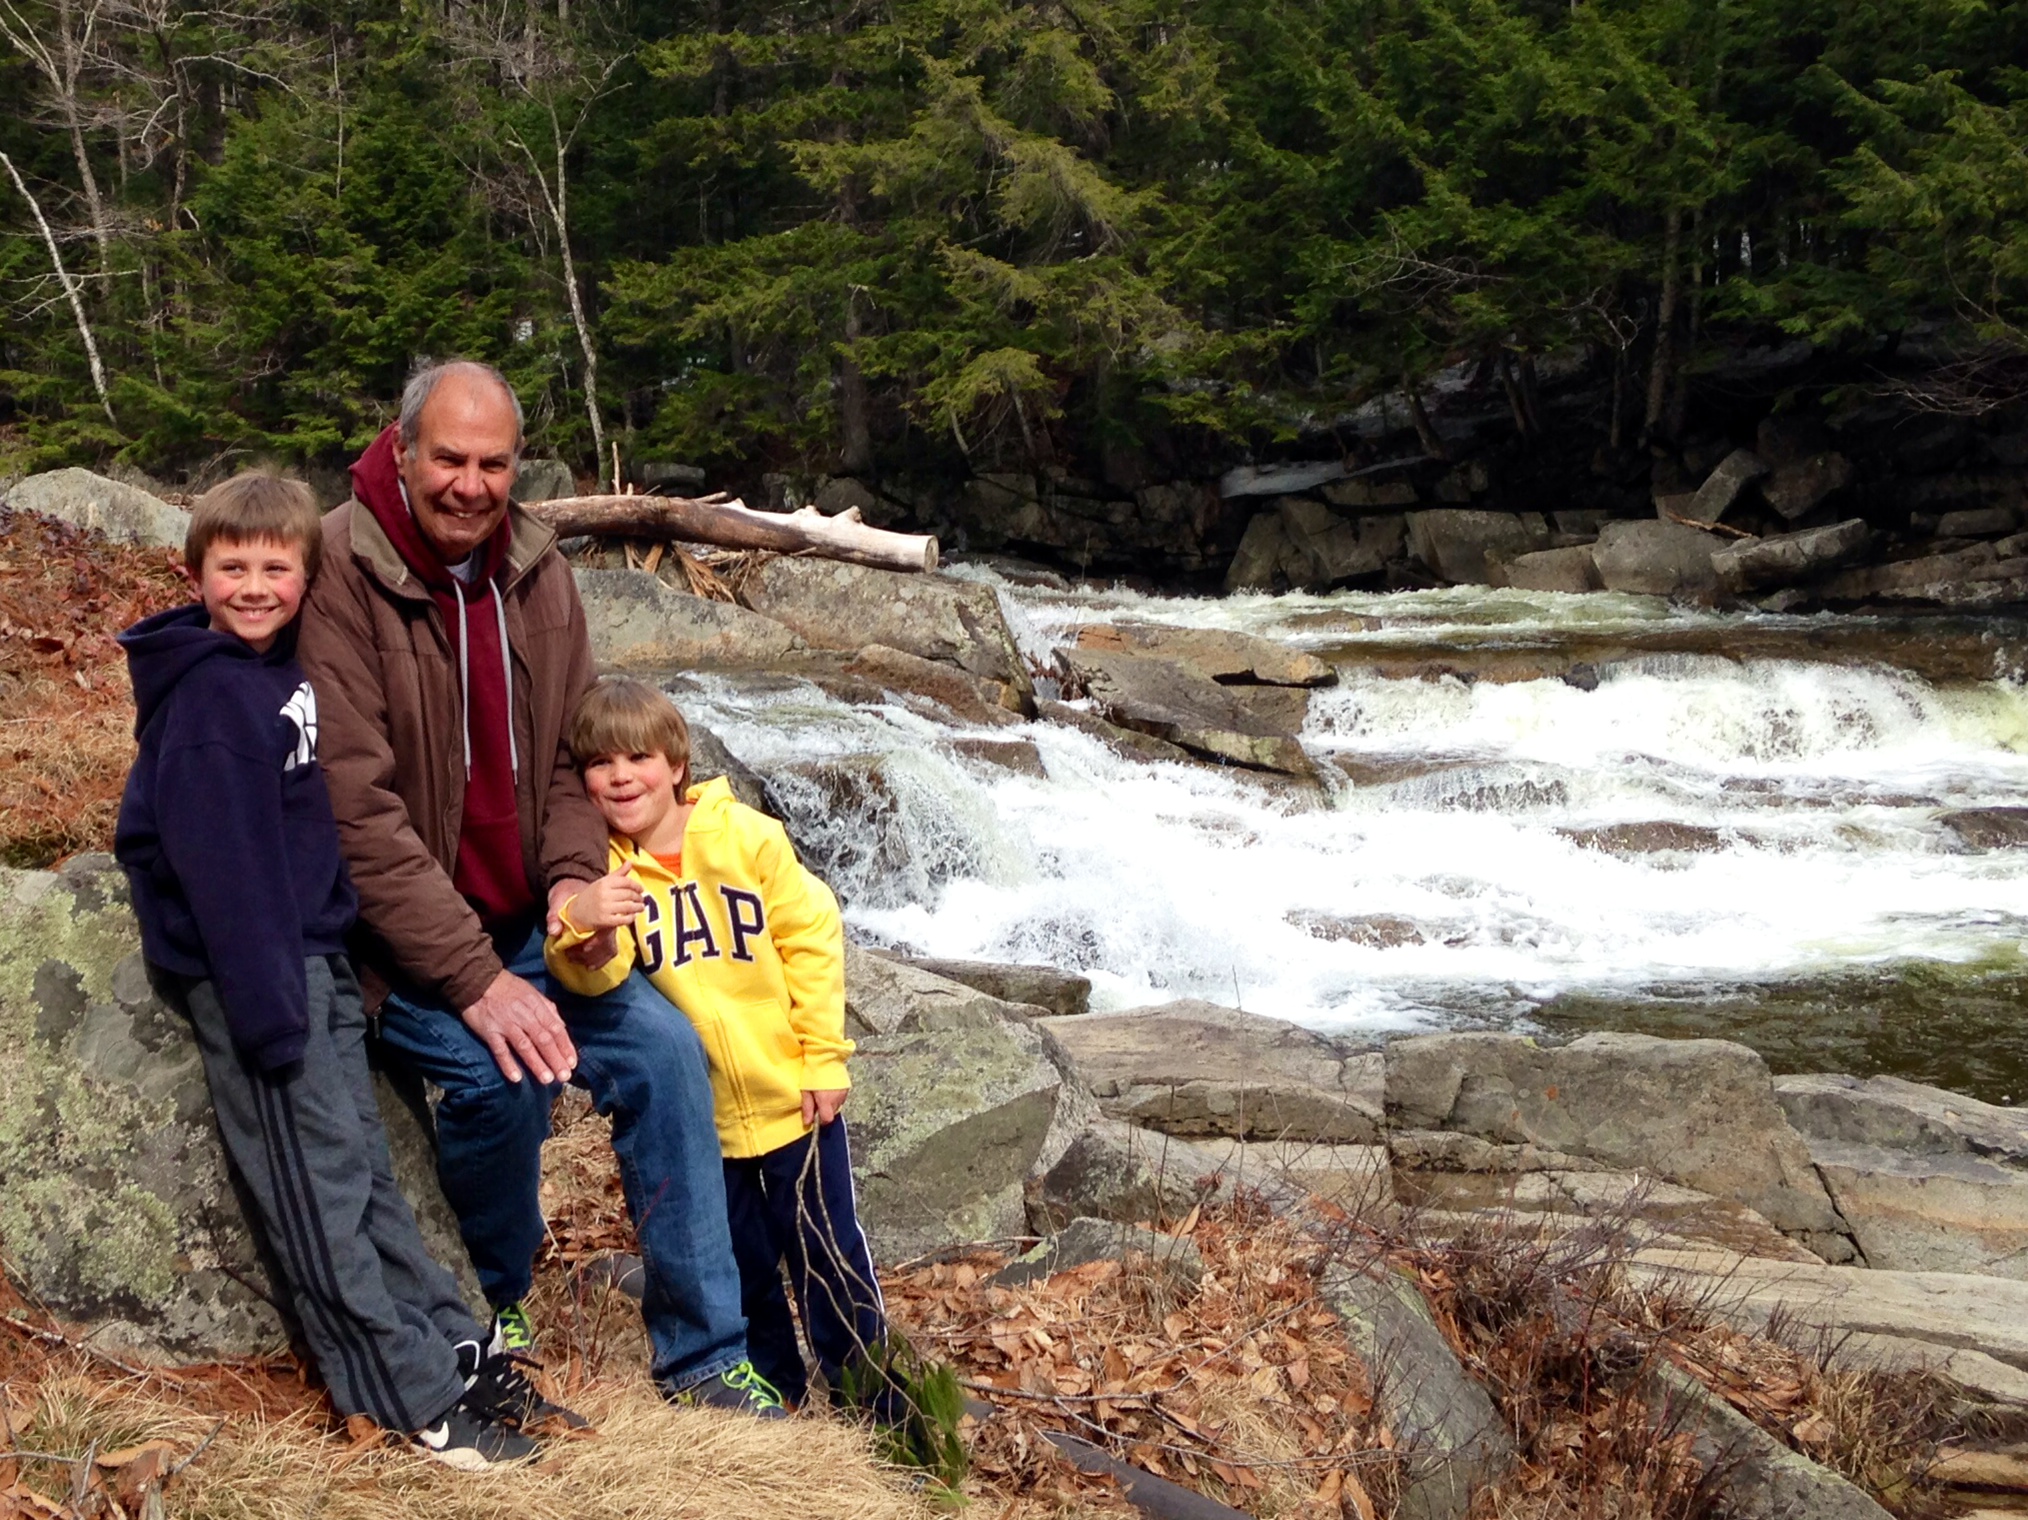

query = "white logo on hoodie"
281;682;318;771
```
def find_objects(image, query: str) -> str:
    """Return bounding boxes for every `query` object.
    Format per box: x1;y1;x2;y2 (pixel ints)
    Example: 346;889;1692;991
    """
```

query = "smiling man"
296;361;777;1416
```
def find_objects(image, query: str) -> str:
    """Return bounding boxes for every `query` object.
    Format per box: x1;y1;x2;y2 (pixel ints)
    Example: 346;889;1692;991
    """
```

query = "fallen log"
526;493;938;574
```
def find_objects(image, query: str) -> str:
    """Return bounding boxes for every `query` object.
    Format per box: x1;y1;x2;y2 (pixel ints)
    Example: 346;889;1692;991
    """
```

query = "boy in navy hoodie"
116;473;543;1469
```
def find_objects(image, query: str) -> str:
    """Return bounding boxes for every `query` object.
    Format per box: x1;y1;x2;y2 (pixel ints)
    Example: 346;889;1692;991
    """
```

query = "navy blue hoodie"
115;604;357;1070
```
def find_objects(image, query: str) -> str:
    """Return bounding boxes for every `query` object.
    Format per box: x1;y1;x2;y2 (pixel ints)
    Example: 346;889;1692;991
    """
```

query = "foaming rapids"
669;582;2028;1042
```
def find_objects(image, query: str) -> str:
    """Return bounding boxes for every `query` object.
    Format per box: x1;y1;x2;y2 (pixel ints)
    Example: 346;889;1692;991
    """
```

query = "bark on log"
527;494;939;573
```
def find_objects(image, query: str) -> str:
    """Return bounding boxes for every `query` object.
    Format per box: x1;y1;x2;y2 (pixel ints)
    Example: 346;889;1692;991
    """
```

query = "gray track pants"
174;954;481;1431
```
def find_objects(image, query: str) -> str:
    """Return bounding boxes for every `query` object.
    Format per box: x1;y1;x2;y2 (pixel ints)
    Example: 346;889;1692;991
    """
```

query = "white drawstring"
493;584;518;780
454;584;472;778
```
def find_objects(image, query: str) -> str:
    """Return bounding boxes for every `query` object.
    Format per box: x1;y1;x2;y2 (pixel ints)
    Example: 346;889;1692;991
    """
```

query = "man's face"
394;373;521;563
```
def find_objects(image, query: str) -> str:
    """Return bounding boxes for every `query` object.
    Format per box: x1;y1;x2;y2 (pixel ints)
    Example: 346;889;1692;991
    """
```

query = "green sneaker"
489;1303;535;1358
671;1361;788;1419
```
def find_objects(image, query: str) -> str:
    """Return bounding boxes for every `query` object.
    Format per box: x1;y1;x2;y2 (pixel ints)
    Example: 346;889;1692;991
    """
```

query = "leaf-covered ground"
0;509;187;868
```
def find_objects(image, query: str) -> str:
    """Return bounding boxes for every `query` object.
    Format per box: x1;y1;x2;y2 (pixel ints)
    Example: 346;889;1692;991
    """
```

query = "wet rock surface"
1056;648;1314;774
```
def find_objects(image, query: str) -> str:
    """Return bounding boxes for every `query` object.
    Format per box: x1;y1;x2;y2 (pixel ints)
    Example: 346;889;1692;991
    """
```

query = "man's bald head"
398;361;524;453
393;361;526;562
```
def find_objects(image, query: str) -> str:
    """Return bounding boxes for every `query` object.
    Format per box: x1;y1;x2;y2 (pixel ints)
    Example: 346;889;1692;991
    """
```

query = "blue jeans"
373;924;747;1390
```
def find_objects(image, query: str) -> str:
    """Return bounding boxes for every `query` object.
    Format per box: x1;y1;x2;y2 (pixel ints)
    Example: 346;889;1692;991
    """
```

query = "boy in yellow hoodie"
545;678;890;1413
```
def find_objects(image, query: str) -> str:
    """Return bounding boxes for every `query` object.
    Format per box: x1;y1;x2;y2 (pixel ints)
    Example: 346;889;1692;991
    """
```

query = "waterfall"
667;578;2028;1047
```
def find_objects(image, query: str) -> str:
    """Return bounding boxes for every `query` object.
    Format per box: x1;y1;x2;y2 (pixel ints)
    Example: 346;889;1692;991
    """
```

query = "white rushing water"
669;577;2028;1040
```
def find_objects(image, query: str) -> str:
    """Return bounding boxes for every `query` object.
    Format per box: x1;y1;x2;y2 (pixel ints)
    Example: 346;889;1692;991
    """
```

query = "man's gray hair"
398;360;525;452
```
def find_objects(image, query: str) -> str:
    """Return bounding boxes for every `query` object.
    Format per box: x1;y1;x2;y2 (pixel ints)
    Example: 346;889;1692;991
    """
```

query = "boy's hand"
801;1088;849;1127
561;868;646;932
563;928;620;967
463;970;576;1085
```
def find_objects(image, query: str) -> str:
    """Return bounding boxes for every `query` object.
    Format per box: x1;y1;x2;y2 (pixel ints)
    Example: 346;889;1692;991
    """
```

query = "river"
666;573;2028;1105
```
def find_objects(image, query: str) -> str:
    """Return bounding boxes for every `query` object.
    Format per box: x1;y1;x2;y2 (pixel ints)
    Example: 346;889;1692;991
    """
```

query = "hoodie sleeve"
748;814;852;1091
536;561;616;893
156;695;309;1071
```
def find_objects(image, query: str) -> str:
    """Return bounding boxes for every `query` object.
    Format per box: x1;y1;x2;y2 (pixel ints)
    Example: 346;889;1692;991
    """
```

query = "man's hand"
462;969;577;1085
801;1088;849;1128
560;868;646;932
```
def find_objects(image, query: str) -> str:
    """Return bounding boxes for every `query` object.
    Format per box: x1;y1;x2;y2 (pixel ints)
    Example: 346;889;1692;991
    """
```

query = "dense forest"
0;0;2024;492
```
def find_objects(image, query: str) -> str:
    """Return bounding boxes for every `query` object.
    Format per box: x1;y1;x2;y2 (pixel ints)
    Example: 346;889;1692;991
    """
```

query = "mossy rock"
0;858;477;1362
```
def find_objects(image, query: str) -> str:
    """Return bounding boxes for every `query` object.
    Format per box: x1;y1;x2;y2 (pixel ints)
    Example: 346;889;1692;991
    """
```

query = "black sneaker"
454;1336;588;1431
411;1397;539;1470
670;1361;788;1419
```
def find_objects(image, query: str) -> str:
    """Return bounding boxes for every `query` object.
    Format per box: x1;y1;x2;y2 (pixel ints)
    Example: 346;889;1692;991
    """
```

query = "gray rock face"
0;861;477;1362
1025;1119;1233;1232
1223;512;1290;593
1645;1362;1892;1520
842;642;1026;723
1592;519;1724;597
5;468;191;550
1406;510;1550;585
1776;1073;2028;1278
1036;699;1196;766
1322;476;1421;511
1937;504;2022;537
1775;1073;2028;1162
1819;535;2028;607
1320;1261;1514;1520
1276;498;1404;589
509;459;577;504
1045;999;1382;1143
844;945;1045;1036
1712;519;1871;593
742;558;1032;701
885;953;1090;1018
1071;621;1335;688
576;568;807;669
1688;448;1770;522
1056;648;1313;775
847;1011;1094;1260
688;725;771;814
1938;806;2028;850
1761;452;1854;522
1502;545;1601;593
1383;1032;1844;1236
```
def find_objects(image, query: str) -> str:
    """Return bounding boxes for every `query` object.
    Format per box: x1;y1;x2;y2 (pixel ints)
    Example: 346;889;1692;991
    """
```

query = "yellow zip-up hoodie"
544;776;851;1159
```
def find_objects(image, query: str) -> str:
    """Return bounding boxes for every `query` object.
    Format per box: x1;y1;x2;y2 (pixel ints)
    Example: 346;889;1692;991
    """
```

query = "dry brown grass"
0;509;186;867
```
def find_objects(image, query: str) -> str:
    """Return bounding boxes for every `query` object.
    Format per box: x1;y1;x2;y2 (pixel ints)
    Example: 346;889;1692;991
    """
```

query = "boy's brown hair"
569;677;692;774
185;472;324;581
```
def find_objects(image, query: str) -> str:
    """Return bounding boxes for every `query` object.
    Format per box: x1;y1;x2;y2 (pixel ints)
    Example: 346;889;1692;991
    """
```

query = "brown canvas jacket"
297;498;609;1012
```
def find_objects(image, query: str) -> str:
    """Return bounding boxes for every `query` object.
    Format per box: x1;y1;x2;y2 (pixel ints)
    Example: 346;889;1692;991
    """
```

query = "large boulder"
1405;510;1549;585
879;952;1091;1018
1384;1032;1847;1240
741;558;1032;703
1321;1262;1514;1520
1025;1119;1239;1232
1072;621;1335;688
846;1011;1095;1260
1820;534;2028;607
1687;448;1770;522
842;643;1025;724
1502;545;1600;594
0;860;477;1362
1276;498;1404;588
1056;648;1313;775
509;459;577;504
1711;519;1871;593
576;568;806;669
1775;1073;2028;1277
1592;519;1724;598
1761;452;1854;522
843;945;1045;1035
5;469;191;550
1044;1000;1382;1143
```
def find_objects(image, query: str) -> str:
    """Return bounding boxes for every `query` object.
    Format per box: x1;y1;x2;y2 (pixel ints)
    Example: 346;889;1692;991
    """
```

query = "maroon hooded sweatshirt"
350;425;535;928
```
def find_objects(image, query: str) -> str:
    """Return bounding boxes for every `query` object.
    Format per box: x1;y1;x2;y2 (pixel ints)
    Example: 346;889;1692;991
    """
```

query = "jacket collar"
347;495;558;604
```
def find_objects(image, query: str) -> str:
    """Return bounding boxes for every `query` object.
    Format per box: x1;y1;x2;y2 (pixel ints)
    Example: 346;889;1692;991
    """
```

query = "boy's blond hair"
569;677;692;773
186;472;324;581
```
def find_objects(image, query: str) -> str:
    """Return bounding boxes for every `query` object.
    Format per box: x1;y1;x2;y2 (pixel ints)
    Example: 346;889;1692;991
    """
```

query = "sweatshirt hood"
119;603;277;736
681;774;738;831
349;423;511;592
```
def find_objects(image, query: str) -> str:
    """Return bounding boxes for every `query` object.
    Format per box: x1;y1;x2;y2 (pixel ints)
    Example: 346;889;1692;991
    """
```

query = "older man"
298;361;778;1415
